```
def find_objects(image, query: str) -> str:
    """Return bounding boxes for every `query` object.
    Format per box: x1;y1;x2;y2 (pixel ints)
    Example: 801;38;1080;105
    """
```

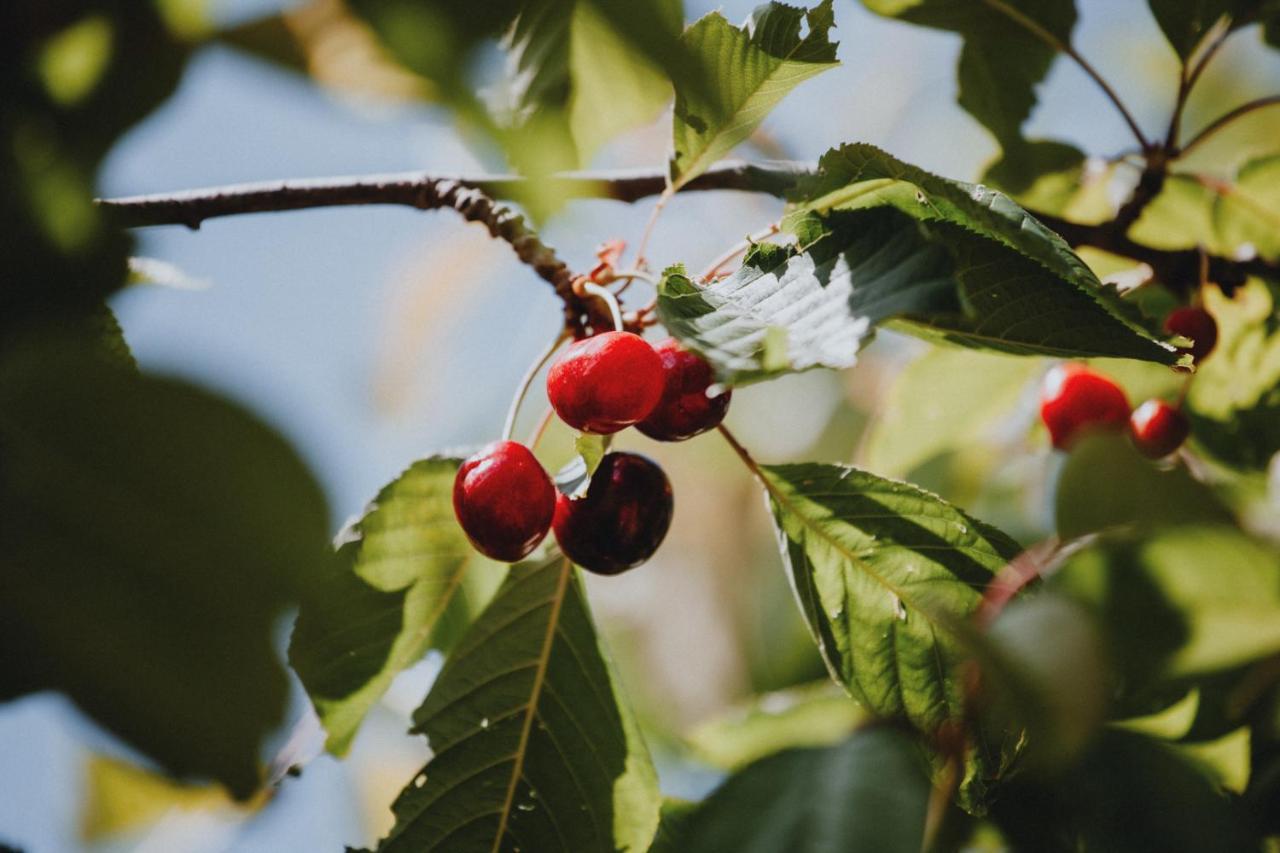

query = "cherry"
552;452;673;575
1129;399;1190;458
452;440;555;562
637;339;731;442
1040;363;1130;450
1164;306;1218;362
546;331;664;434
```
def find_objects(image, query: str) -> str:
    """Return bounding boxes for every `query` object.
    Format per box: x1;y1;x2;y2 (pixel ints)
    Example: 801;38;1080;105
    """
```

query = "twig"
1178;95;1280;157
701;223;782;280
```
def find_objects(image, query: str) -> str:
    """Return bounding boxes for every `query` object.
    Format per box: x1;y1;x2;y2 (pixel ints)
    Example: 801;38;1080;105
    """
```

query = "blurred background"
5;0;1280;849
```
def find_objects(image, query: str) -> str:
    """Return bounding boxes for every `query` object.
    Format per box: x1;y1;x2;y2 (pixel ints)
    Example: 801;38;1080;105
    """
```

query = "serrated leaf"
670;1;838;189
860;0;1076;171
377;555;660;852
680;727;930;853
0;341;332;798
289;457;503;755
1213;154;1280;261
789;144;1178;363
757;461;1023;810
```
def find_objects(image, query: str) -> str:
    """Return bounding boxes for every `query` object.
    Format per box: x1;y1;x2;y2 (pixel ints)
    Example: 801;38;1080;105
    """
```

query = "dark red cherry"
546;331;664;434
552;452;673;575
452;441;555;562
636;339;731;441
1129;399;1190;458
1040;363;1130;450
1164;306;1218;362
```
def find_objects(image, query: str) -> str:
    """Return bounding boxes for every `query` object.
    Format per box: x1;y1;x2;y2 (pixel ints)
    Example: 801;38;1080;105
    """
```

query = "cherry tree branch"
97;160;1277;300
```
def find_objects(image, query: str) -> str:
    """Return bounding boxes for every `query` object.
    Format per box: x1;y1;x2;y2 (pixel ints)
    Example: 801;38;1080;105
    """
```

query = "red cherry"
552;452;673;575
1040;364;1131;450
636;339;731;442
1129;399;1190;458
1164;307;1218;362
546;331;664;434
452;440;555;562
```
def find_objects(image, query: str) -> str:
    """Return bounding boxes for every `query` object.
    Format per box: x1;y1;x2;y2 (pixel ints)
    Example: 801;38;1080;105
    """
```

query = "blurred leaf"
669;1;838;190
1148;0;1253;60
377;555;660;852
575;432;607;479
1114;689;1201;739
1053;526;1280;686
1129;173;1223;252
1180;726;1251;792
81;753;245;841
647;798;698;853
290;457;503;755
859;0;1076;173
982;140;1086;214
758;461;1023;810
789;144;1180;364
127;256;210;291
864;346;1041;477
1213;154;1280;260
680;727;930;853
687;681;865;770
1187;282;1280;470
1054;434;1232;539
0;342;333;798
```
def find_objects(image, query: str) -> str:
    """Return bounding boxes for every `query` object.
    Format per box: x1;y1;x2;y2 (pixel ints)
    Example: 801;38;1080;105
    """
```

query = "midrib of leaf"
490;557;571;853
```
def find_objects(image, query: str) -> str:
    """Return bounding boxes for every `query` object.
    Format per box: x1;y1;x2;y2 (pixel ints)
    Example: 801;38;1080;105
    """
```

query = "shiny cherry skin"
1129;399;1191;458
636;339;731;441
453;440;555;562
552;452;673;576
1165;306;1218;362
546;331;664;434
1040;363;1131;450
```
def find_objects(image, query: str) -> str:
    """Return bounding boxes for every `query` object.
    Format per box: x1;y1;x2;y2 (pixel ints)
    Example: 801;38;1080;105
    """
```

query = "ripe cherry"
637;339;731;442
452;440;555;562
1129;399;1190;458
1040;363;1131;450
546;331;664;434
553;452;673;575
1164;306;1218;362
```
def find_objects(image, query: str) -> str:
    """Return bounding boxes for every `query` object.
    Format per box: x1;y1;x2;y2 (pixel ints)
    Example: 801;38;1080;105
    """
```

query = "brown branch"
98;160;1277;303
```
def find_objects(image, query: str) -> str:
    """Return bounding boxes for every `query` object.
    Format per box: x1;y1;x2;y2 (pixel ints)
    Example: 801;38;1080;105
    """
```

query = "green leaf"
757;461;1023;810
669;1;838;190
859;0;1076;169
1052;526;1280;680
981;140;1087;214
377;555;660;852
1114;689;1202;739
647;798;698;853
1053;434;1233;539
680;727;930;853
864;346;1042;477
789;144;1179;364
655;210;958;385
1148;0;1254;60
687;681;866;771
289;457;503;755
1129;173;1223;252
1179;726;1251;793
0;342;333;798
1213;154;1280;261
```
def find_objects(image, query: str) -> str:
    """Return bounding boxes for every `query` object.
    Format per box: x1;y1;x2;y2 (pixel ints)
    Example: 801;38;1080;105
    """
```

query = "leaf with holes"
670;1;838;189
757;461;1023;811
290;457;504;755
376;555;660;852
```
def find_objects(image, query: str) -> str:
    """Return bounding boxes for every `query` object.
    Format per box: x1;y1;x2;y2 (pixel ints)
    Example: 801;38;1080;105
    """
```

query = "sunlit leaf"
1213;154;1280;260
376;555;660;852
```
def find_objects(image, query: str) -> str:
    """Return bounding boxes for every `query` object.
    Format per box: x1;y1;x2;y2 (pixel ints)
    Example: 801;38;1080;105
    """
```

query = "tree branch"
97;160;1277;302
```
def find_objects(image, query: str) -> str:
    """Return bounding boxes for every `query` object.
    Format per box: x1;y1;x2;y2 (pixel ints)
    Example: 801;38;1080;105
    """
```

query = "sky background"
5;1;1280;850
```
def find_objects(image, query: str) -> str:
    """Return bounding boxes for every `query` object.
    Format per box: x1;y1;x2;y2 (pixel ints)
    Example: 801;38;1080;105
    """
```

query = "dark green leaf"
289;457;504;755
0;342;333;798
377;555;660;852
670;1;838;189
681;727;930;853
758;461;1023;810
1148;0;1255;60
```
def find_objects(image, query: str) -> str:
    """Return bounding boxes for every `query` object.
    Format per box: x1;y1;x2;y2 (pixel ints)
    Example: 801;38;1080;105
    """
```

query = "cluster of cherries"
1039;306;1217;456
452;331;730;575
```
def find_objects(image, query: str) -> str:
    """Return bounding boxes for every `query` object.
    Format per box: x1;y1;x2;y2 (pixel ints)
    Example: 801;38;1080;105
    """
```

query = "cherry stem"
527;406;556;450
717;423;764;480
502;331;570;443
701;222;783;280
632;188;673;271
577;280;624;331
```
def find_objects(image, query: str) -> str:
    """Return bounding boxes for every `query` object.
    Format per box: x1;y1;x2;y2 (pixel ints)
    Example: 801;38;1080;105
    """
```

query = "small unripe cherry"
1040;363;1130;450
552;452;673;575
1164;306;1218;362
546;331;664;434
637;339;731;442
452;440;555;562
1129;399;1190;458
